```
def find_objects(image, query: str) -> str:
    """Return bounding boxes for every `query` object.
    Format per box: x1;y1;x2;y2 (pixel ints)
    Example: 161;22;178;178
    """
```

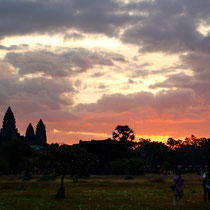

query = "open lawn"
0;174;209;210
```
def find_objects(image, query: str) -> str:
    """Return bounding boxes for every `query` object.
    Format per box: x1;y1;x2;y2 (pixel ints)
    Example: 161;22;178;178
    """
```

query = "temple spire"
0;106;19;141
2;107;16;130
25;123;35;138
35;119;47;145
25;123;35;144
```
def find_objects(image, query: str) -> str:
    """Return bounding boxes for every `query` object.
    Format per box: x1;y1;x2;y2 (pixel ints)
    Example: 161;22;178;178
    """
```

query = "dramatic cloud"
75;89;197;117
122;15;201;53
0;0;134;38
70;87;209;142
63;32;85;41
0;61;75;111
151;52;210;99
4;48;124;77
131;68;173;78
122;0;210;53
1;0;210;143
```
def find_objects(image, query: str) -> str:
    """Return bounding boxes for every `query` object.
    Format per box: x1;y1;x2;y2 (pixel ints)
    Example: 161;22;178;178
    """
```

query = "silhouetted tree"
112;125;135;143
79;132;210;173
46;144;91;199
167;138;182;150
135;139;172;170
174;136;210;167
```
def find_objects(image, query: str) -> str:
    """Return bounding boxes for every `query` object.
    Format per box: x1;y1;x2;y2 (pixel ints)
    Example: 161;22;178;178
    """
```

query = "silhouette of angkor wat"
0;106;47;145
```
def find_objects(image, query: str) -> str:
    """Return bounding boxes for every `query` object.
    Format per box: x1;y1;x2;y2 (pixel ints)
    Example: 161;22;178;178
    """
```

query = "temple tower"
25;123;35;144
0;107;19;141
35;119;47;145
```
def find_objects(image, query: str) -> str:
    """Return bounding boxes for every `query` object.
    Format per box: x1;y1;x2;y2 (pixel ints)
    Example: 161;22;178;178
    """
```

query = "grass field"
0;174;209;210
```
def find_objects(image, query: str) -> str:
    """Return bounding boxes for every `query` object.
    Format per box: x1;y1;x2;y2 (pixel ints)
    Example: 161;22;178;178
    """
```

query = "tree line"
0;125;209;198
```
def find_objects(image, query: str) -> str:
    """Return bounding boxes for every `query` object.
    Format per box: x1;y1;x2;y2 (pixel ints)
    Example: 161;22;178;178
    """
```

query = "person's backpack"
206;178;210;189
171;176;181;191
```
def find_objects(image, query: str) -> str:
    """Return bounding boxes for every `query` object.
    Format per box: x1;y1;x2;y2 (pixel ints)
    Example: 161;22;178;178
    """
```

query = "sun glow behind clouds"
52;130;173;143
136;135;171;142
1;0;210;145
67;131;109;138
68;36;122;49
52;128;172;143
197;23;210;36
53;129;109;139
1;31;189;144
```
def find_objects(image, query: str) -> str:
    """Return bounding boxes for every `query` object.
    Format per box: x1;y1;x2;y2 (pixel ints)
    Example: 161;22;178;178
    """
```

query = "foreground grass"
0;174;208;210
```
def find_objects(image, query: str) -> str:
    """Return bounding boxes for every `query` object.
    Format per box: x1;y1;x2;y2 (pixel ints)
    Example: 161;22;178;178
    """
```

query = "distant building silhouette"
0;106;47;145
35;119;47;145
25;123;36;145
0;106;20;142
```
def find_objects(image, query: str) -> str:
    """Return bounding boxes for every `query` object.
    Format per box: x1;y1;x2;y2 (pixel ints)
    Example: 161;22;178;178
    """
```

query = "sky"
1;0;210;144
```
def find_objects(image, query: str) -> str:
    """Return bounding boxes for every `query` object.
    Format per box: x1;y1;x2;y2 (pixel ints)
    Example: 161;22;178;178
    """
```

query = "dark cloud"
76;92;155;113
119;1;210;110
0;0;135;38
151;52;210;96
155;89;196;115
180;52;210;98
63;32;85;41
1;0;210;56
181;52;210;76
132;68;173;78
128;79;137;84
0;61;75;111
0;44;28;51
122;11;201;53
150;72;193;89
74;88;204;124
2;0;209;56
4;48;123;77
91;72;106;78
77;89;206;127
122;0;210;54
73;79;82;89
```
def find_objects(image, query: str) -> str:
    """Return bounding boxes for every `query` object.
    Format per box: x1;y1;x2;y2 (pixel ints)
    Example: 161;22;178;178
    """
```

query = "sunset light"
0;1;210;208
1;0;210;145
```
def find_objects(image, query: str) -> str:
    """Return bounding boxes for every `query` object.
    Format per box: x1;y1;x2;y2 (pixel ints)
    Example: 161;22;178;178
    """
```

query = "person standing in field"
203;171;207;179
202;172;210;202
173;169;185;210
